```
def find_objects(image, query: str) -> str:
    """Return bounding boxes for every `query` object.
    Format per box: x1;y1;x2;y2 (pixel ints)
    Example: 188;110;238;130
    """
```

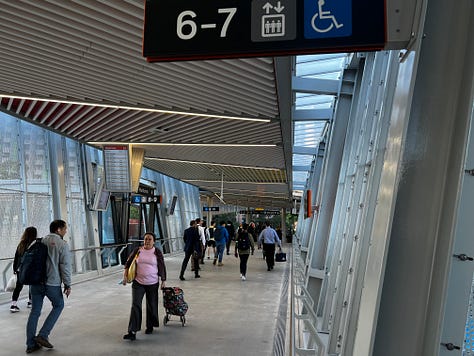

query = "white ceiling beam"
292;76;339;95
293;108;333;121
293;146;316;155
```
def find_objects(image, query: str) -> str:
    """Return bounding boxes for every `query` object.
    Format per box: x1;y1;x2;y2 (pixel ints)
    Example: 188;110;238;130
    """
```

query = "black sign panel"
203;206;220;212
143;0;385;62
239;209;281;215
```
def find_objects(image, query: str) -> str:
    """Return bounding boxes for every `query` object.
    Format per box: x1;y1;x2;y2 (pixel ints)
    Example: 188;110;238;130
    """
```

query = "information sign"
203;206;220;212
131;195;161;204
239;209;281;215
104;145;131;192
143;0;385;62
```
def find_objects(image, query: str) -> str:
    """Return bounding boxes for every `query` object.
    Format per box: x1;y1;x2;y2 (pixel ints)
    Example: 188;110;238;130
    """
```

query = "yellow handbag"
126;252;139;283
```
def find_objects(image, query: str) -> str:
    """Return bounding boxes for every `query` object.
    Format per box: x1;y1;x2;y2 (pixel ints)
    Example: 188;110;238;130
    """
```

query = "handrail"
70;242;132;253
1;236;183;292
292;242;326;356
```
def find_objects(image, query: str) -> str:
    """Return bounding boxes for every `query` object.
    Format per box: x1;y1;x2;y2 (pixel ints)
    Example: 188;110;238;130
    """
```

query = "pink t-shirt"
135;247;159;285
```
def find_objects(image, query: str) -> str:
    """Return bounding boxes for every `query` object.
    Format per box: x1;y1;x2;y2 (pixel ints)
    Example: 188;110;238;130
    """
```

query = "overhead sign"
203;206;220;212
137;184;154;196
143;0;385;62
131;195;161;204
239;209;281;215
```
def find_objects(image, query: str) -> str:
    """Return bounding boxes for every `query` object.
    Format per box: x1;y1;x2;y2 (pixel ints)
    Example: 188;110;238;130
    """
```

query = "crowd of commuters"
8;216;283;352
178;218;282;278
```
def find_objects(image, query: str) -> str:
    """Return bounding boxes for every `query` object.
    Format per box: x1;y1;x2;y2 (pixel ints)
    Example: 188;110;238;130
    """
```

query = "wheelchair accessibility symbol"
304;0;352;39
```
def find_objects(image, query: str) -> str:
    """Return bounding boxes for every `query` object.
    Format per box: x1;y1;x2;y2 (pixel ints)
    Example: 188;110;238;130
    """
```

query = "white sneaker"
27;301;32;308
241;275;246;281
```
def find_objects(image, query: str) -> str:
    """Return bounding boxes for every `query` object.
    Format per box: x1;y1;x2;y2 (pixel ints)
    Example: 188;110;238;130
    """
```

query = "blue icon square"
304;0;352;39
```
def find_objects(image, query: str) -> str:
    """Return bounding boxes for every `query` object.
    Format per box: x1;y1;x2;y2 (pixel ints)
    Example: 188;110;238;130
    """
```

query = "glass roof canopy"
292;53;350;196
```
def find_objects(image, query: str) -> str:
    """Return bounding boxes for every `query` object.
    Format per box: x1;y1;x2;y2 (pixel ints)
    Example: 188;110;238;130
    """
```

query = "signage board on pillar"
143;0;387;62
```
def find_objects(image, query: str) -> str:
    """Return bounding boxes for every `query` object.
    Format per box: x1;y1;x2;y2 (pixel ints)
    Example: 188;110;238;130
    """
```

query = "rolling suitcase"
162;287;188;326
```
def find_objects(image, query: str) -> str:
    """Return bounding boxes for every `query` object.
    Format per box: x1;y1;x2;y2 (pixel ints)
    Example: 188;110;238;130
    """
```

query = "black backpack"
238;233;251;250
214;227;223;242
17;238;48;285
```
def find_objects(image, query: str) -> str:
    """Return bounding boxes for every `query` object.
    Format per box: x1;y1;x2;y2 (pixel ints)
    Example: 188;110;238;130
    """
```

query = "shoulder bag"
126;251;140;283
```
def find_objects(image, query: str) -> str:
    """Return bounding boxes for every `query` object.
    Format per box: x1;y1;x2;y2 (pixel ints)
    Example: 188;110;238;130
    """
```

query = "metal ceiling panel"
0;0;292;208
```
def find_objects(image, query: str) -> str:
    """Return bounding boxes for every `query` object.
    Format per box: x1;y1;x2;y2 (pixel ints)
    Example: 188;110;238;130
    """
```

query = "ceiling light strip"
87;142;276;147
0;95;271;123
184;179;287;185
145;157;282;171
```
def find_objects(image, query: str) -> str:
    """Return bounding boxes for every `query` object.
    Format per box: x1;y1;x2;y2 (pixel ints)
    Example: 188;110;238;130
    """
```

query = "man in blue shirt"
212;221;229;266
257;221;282;271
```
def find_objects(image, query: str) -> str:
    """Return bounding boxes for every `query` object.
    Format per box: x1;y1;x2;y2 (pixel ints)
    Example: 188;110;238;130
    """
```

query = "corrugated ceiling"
0;0;293;209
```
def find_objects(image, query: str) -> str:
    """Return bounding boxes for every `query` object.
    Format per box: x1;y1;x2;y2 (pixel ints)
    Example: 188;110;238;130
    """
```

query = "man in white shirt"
192;218;206;270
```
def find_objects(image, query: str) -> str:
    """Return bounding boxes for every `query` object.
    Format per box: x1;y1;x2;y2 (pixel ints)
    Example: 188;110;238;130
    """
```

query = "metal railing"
1;236;183;292
292;241;326;356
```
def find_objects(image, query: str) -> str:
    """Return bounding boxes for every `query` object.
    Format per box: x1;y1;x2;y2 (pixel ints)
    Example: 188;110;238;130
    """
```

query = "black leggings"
12;279;31;302
239;253;250;276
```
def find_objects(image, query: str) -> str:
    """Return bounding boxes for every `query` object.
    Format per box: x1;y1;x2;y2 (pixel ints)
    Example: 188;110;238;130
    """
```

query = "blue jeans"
216;244;225;262
26;285;64;348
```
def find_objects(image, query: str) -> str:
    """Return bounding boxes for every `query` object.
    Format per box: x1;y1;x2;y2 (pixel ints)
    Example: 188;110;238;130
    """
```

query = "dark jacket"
13;249;21;273
183;226;201;255
125;246;167;282
225;223;235;240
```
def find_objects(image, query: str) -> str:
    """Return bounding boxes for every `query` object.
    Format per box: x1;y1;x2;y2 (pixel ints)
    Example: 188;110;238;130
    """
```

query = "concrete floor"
0;246;290;355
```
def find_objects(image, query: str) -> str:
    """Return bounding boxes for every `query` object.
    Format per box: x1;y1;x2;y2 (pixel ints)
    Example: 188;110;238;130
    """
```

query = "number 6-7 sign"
143;0;387;62
176;8;237;40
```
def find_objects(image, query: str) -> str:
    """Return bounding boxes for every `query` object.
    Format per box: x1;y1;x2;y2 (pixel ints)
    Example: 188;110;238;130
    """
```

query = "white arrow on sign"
262;2;273;14
274;1;285;13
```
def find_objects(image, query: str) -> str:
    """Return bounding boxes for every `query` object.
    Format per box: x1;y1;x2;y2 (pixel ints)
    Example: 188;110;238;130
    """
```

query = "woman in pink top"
122;232;167;341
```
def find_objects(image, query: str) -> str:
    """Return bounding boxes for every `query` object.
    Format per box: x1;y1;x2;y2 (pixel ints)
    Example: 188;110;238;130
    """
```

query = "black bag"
237;233;251;250
275;251;287;262
17;238;48;285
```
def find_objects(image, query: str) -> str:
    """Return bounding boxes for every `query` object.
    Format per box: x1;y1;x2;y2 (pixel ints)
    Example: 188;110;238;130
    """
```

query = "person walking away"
179;220;202;280
213;221;229;266
247;221;258;242
10;226;37;313
225;220;235;255
234;223;255;280
200;220;210;264
122;232;167;340
257;221;282;271
206;221;216;260
26;219;71;353
195;218;206;266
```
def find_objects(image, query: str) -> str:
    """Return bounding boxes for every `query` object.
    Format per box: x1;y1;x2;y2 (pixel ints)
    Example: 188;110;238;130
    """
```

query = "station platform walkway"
0;245;290;355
